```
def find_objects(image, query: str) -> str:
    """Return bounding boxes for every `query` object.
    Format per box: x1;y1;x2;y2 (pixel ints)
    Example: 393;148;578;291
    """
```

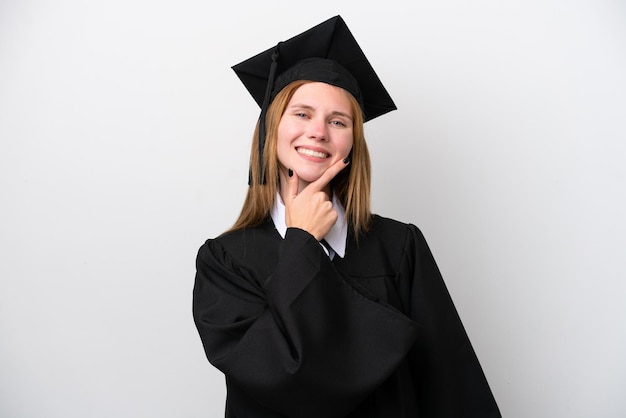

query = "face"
276;82;354;190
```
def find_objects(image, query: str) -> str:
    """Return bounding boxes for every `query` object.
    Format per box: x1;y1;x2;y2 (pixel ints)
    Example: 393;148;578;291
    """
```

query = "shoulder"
365;214;431;258
370;214;410;231
336;215;431;279
210;217;277;250
197;218;281;280
369;214;425;241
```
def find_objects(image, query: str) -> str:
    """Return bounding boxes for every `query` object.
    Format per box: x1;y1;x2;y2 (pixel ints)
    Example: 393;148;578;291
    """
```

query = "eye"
330;120;347;127
295;112;308;119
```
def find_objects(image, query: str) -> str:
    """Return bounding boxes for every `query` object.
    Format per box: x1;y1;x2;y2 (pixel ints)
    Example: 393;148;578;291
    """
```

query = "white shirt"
271;191;347;260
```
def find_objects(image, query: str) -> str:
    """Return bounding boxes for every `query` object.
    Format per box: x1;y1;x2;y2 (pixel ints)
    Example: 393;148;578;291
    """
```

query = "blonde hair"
228;80;372;236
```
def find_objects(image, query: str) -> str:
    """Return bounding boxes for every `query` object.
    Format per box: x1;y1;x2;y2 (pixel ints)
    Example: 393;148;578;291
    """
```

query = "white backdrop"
1;1;625;417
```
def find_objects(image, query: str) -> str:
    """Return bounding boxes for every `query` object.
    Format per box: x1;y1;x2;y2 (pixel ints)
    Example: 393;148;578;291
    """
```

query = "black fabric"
273;58;363;110
193;215;501;418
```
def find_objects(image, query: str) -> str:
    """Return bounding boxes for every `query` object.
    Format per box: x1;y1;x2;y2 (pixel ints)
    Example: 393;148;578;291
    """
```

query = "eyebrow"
287;104;353;121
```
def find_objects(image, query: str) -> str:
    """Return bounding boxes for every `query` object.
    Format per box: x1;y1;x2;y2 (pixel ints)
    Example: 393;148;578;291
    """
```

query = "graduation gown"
193;215;501;417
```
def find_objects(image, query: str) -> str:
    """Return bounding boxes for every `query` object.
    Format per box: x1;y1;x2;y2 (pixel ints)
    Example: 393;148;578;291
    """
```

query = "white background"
1;1;625;417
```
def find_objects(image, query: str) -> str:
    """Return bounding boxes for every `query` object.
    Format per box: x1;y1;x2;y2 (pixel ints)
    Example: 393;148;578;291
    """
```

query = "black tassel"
254;43;281;185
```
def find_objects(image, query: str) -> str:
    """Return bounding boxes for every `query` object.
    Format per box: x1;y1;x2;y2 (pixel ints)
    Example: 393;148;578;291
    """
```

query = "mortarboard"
232;15;396;184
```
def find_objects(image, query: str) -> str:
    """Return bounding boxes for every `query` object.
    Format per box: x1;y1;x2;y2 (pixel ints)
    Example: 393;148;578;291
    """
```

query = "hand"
284;159;350;241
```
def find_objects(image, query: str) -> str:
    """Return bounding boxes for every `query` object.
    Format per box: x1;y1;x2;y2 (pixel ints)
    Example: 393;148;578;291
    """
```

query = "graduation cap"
232;15;396;184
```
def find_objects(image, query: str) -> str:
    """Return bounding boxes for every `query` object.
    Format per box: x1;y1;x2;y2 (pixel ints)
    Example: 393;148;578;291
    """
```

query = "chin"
296;169;324;183
298;174;321;183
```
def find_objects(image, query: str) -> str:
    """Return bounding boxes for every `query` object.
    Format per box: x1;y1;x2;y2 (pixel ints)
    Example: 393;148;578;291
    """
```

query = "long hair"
228;80;372;236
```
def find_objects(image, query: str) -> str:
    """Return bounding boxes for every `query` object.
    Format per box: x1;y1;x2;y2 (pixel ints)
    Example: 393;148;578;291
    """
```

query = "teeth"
297;148;329;158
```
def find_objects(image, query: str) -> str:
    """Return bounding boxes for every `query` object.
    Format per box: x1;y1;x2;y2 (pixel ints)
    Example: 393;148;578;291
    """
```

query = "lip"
295;146;331;160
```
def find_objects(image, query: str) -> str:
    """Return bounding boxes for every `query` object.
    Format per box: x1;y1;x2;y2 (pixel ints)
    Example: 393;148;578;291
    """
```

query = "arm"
193;228;419;418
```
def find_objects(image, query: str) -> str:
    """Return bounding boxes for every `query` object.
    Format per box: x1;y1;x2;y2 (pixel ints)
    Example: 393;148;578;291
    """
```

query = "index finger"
308;157;351;192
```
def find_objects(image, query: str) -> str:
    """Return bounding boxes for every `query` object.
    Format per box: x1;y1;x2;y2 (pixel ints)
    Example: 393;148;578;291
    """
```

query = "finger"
286;168;299;200
309;157;350;192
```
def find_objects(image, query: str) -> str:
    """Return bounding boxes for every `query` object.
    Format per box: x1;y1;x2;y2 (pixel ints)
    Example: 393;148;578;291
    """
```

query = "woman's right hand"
284;159;350;241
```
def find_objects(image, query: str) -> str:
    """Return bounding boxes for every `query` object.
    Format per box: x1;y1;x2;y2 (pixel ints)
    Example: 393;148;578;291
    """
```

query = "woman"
193;15;501;418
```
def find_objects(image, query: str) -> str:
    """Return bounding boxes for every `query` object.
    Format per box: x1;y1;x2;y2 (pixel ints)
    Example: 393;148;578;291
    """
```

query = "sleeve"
405;225;502;417
193;227;420;418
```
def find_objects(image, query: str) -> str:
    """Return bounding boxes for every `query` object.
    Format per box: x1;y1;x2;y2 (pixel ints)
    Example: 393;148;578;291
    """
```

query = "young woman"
193;16;501;418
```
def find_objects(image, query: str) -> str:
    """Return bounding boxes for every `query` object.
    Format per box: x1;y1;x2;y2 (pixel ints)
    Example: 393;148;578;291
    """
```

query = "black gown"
193;215;501;418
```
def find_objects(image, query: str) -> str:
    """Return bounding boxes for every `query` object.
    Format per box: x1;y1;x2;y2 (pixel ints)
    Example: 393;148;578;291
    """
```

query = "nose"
307;117;328;141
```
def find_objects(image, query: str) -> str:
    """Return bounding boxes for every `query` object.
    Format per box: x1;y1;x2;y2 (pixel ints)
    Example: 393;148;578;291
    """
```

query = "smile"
297;147;329;159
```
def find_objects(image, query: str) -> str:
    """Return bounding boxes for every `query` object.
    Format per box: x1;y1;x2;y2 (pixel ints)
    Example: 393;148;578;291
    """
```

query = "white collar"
271;191;347;259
